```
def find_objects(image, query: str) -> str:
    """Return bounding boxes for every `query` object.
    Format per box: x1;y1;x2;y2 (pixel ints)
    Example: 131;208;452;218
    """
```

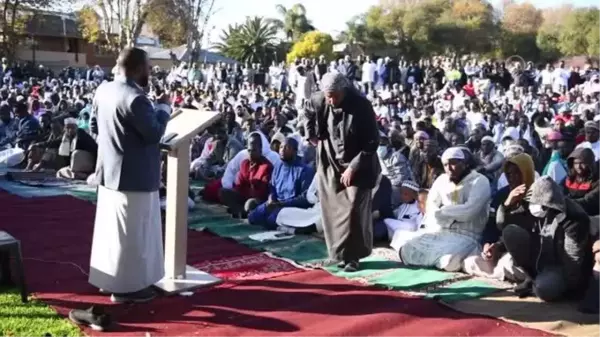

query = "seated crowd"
0;55;599;313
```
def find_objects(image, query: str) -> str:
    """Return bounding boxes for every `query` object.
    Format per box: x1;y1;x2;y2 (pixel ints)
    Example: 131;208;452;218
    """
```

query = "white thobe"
88;186;164;293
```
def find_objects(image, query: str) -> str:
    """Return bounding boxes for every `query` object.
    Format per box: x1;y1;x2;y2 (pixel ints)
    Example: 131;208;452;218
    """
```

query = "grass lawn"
0;287;81;337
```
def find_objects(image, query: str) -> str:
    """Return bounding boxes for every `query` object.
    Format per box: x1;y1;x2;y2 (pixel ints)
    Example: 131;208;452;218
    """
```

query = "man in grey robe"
305;72;380;272
88;47;171;303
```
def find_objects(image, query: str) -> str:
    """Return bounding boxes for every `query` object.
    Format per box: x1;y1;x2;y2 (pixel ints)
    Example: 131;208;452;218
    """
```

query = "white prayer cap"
441;147;465;164
321;72;348;93
481;135;494;144
64;117;77;126
401;180;420;192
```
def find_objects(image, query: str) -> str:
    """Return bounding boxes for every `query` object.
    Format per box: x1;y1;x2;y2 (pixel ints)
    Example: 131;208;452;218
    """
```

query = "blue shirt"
269;157;315;208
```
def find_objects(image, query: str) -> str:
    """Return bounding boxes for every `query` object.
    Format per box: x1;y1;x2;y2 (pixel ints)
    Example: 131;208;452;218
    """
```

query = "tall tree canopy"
337;0;599;61
286;30;334;63
270;3;314;41
145;0;216;60
77;0;149;53
214;16;279;64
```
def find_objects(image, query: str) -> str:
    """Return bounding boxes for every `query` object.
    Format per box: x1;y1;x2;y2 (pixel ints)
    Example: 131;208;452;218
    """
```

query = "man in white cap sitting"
392;147;492;272
56;117;97;180
576;120;599;162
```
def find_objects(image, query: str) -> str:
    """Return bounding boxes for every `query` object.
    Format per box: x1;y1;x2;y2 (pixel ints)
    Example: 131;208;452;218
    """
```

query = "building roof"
145;44;237;64
26;12;81;38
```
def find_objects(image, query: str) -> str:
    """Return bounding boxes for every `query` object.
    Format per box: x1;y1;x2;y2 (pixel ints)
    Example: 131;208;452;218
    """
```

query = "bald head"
116;47;150;87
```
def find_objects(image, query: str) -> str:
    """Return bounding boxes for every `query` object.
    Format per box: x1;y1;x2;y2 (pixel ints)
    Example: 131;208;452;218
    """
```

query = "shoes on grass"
68;306;111;331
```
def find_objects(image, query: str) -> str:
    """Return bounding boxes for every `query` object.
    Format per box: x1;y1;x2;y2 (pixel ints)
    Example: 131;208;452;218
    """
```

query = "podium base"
154;265;222;294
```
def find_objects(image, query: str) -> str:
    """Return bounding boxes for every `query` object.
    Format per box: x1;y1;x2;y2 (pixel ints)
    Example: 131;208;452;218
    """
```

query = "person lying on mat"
248;137;314;230
220;132;273;218
392;147;492;272
463;153;537;281
501;176;591;301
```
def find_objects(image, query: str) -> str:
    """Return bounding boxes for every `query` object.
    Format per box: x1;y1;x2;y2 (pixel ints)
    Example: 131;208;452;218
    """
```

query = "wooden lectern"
154;108;222;294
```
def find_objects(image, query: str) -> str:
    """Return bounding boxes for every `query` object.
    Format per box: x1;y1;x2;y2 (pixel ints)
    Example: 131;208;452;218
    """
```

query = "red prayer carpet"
0;191;553;336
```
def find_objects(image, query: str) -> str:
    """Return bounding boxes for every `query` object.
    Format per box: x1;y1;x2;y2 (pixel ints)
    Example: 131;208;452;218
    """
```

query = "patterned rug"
0;176;506;302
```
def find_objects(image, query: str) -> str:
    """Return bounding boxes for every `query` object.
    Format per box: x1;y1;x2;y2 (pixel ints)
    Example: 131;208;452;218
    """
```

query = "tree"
145;0;216;61
558;7;600;57
498;3;543;59
536;5;572;61
436;0;497;55
214;16;279;64
76;0;150;53
286;31;334;63
271;3;314;41
502;2;542;34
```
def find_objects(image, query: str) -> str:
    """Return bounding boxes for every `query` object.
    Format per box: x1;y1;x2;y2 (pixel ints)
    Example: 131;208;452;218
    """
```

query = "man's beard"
138;75;149;88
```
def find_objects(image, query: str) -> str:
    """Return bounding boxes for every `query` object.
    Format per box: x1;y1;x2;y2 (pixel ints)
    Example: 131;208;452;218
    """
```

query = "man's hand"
309;137;318;146
504;184;527;208
340;167;354;187
482;242;500;261
593;240;600;254
156;92;171;106
266;198;280;211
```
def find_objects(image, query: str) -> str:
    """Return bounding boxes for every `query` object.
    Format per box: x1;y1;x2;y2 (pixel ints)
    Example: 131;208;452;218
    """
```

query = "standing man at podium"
88;47;171;303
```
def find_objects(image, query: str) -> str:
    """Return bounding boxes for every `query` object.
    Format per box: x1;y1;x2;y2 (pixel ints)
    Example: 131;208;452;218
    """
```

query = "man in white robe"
392;147;491;272
88;47;171;304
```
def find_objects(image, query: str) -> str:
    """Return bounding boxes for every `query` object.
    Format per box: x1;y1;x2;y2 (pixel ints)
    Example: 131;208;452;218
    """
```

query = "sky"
203;0;597;47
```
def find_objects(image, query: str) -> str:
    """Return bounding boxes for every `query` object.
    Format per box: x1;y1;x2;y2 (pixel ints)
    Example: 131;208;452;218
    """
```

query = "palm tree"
214;17;279;64
272;3;315;41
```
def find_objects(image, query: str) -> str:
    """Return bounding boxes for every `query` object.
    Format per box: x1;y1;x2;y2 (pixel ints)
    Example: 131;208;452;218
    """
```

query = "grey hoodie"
528;176;590;290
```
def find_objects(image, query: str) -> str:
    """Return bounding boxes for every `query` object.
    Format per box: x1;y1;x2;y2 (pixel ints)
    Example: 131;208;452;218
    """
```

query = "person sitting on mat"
201;131;279;203
503;176;591;301
392;147;492;272
463;153;537;281
385;183;427;250
55;117;98;181
220;132;273;218
248;137;314;230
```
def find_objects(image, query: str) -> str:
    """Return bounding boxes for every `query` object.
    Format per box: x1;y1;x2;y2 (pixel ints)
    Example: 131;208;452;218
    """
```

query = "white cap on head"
64;117;78;126
481;135;494;143
441;147;465;164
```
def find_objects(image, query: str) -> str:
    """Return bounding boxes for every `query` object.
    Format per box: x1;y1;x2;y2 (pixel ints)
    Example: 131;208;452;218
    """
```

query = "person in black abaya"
305;72;381;272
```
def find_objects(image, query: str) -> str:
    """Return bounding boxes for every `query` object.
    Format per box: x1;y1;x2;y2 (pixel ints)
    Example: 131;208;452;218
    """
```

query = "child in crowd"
383;181;428;250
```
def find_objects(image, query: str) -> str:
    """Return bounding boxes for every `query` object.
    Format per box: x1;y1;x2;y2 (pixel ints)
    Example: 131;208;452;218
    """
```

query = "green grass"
0;287;81;337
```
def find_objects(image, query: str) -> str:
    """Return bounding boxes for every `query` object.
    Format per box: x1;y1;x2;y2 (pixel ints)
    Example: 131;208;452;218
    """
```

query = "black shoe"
68;306;111;331
344;261;359;272
98;288;110;295
110;288;156;304
337;261;347;269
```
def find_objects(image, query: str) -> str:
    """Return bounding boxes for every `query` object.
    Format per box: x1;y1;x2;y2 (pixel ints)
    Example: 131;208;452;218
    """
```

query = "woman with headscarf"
464;153;536;280
500;176;591;301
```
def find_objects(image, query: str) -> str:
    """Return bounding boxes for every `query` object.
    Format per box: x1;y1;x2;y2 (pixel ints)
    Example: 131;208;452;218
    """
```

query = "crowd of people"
0;52;599;313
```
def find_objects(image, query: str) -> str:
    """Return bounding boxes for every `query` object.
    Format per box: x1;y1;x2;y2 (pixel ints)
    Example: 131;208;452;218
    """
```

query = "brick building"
16;11;115;70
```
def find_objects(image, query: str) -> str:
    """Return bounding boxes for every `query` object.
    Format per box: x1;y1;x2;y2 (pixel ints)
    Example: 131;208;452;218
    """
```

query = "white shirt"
362;62;376;83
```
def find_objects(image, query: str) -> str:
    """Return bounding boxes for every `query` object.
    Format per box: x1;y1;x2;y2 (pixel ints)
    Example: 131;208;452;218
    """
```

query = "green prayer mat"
424;278;505;302
63;183;503;300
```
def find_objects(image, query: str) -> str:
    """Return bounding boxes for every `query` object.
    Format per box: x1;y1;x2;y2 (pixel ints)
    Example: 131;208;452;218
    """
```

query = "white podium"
154;108;223;294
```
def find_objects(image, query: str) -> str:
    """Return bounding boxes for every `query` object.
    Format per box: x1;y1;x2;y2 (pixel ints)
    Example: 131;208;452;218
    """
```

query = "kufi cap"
481;135;494;143
401;180;419;192
441;147;466;163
